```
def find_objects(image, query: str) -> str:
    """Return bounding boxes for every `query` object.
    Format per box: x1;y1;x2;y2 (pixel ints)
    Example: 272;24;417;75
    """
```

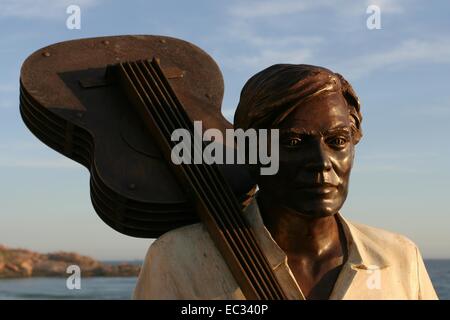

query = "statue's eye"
284;137;302;147
328;137;348;147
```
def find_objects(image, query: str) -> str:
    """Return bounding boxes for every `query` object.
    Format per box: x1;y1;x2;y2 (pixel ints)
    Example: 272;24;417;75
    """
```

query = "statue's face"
258;92;355;218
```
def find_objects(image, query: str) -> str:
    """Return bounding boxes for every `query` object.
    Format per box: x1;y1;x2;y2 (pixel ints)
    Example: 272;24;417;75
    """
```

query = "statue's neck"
257;194;344;258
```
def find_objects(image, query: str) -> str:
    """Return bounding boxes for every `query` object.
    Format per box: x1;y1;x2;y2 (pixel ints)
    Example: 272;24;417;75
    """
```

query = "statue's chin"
280;190;348;219
296;209;338;219
283;201;343;219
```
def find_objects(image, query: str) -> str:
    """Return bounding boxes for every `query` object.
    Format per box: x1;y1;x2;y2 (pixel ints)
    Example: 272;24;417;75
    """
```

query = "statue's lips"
293;183;338;195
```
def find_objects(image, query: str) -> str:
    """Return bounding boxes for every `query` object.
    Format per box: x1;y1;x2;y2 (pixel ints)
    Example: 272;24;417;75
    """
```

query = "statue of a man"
133;64;438;300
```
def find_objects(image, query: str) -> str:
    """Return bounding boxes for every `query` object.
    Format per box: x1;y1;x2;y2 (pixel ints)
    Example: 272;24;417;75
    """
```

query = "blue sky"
1;0;449;260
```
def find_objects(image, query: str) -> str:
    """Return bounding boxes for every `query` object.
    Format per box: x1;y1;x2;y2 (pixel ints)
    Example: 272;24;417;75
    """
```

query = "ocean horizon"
0;259;448;300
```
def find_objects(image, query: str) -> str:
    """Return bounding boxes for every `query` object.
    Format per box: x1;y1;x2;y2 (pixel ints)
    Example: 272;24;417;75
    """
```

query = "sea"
0;260;449;300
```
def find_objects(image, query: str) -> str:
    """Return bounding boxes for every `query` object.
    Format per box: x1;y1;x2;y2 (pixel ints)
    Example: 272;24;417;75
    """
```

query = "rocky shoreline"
0;244;141;278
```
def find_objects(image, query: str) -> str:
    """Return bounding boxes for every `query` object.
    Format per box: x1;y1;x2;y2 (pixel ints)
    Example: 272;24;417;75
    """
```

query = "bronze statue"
134;64;438;300
234;64;360;299
18;35;437;299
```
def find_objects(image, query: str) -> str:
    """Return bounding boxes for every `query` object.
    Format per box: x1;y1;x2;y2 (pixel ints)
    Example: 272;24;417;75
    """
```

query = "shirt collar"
338;213;391;270
242;196;391;272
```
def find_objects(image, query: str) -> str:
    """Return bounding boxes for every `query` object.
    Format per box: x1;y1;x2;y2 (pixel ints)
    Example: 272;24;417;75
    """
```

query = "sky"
0;0;449;260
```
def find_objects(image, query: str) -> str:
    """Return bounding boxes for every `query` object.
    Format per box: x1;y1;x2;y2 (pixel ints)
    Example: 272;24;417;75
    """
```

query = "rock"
0;244;141;279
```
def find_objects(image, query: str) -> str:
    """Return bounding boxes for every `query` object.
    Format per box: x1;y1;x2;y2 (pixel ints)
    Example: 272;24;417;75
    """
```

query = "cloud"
234;48;313;70
238;33;323;49
218;16;322;71
0;0;102;19
339;38;450;79
225;19;324;48
228;0;407;18
222;12;324;45
228;1;319;18
221;0;410;73
367;0;405;14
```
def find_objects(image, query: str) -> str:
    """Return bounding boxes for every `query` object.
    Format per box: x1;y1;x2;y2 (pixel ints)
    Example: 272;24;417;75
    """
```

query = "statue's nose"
304;141;332;172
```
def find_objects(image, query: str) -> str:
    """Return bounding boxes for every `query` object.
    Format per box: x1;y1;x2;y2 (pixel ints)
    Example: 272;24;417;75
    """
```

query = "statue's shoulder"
353;220;415;244
149;222;218;262
153;222;210;247
345;218;419;260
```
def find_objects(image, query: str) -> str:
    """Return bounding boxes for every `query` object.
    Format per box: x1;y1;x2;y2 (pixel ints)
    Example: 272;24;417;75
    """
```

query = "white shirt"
133;197;438;300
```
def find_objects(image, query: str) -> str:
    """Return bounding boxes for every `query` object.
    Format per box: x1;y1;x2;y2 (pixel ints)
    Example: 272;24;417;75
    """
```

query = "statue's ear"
336;72;363;145
350;115;362;145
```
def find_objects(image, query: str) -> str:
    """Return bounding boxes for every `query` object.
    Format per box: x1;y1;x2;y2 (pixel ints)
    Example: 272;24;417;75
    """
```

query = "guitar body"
20;35;254;238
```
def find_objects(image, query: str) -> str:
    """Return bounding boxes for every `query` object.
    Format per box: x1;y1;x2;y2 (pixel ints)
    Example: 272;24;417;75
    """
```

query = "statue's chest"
287;257;344;300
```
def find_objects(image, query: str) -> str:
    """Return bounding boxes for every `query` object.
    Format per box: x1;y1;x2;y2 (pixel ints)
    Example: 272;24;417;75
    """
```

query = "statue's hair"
233;64;363;144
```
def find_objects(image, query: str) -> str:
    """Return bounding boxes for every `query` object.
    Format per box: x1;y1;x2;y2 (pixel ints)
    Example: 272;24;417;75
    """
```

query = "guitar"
20;35;286;299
